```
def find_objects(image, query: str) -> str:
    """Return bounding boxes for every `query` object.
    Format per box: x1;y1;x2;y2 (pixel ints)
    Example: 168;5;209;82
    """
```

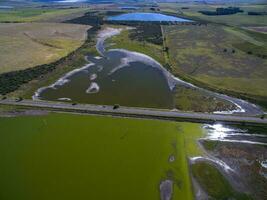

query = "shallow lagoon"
37;50;174;109
107;12;192;22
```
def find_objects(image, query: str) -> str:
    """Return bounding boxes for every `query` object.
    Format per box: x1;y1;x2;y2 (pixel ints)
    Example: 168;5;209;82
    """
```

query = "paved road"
0;99;266;125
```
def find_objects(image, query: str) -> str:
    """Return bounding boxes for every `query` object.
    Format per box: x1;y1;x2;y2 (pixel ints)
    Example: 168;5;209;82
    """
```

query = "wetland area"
0;4;267;200
35;26;262;115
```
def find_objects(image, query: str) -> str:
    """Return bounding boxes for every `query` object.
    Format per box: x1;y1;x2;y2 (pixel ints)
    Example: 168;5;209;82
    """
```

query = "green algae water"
0;113;202;200
1;113;265;199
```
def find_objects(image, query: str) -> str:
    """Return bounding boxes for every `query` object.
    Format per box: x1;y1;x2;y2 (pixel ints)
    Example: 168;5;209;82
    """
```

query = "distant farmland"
0;23;90;74
159;3;267;27
0;8;89;23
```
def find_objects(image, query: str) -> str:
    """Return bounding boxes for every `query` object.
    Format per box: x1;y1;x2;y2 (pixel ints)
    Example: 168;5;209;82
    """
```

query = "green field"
0;113;205;200
159;3;267;27
163;24;267;105
0;8;89;22
0;23;90;74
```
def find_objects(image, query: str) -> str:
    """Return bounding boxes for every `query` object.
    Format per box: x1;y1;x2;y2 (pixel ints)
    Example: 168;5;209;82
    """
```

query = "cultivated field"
0;23;90;74
163;24;267;104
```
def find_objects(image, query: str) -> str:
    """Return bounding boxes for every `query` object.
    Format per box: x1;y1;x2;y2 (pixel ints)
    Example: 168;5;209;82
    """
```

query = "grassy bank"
0;113;201;200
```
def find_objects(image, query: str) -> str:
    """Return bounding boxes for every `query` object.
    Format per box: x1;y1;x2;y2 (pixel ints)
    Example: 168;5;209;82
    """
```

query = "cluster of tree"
246;51;267;59
65;11;104;27
0;61;58;95
105;11;125;16
0;15;101;96
247;11;267;16
129;24;163;45
223;48;236;53
150;7;160;11
199;7;243;16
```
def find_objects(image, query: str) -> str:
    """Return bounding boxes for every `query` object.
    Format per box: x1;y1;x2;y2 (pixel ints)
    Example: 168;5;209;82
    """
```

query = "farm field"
0;113;201;200
0;8;89;23
0;23;90;74
159;3;267;27
163;24;267;106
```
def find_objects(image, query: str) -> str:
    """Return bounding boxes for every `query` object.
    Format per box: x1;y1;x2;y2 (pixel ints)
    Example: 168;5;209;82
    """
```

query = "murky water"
37;51;174;108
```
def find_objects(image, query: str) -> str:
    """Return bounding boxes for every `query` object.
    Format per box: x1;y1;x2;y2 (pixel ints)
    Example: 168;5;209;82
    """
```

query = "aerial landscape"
0;0;266;199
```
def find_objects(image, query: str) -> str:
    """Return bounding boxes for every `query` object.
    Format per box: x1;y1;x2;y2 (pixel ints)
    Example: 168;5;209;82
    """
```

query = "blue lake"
107;12;193;22
119;6;139;10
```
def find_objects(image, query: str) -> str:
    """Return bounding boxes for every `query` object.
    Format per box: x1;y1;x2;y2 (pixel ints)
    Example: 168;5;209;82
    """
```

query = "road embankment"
0;99;266;126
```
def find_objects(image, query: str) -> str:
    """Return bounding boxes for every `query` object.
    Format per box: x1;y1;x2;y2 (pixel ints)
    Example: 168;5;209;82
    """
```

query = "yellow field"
0;23;90;74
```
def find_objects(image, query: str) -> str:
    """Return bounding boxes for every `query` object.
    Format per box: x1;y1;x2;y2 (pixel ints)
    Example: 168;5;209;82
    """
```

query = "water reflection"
203;123;267;145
